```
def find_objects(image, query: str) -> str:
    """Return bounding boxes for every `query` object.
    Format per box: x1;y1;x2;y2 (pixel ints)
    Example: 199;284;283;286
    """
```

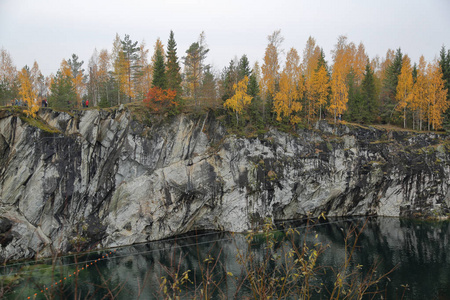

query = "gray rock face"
0;108;449;261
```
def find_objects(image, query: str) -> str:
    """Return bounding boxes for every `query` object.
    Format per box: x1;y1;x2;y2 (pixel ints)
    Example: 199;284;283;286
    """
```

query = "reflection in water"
3;217;450;299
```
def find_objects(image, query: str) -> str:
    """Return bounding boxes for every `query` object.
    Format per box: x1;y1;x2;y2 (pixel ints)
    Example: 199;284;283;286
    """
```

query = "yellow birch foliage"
330;70;348;122
332;36;355;78
151;38;165;65
112;34;128;103
410;56;428;127
18;68;38;117
302;36;321;123
61;59;72;78
224;76;253;124
427;61;449;130
115;51;129;96
302;37;320;79
354;42;368;84
98;49;110;87
273;48;303;124
73;71;85;107
396;55;414;127
310;65;330;119
379;49;395;82
329;36;352;122
261;43;279;98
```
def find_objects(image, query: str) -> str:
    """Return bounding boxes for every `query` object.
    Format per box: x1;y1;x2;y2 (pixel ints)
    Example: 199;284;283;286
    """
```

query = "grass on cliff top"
20;114;60;134
0;106;60;134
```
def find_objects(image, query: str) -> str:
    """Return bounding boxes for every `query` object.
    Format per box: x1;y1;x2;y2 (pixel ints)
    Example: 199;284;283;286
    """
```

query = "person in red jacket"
86;100;89;108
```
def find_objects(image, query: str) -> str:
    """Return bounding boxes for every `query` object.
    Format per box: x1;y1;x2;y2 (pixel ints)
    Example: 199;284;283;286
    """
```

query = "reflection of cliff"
16;218;447;299
312;218;450;299
1;107;450;260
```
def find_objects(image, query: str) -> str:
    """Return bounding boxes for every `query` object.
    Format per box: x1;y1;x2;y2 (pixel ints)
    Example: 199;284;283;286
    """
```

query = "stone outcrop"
0;108;449;261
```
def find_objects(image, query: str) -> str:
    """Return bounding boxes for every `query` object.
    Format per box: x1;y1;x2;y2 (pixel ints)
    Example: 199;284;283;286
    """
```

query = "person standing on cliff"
86;100;89;108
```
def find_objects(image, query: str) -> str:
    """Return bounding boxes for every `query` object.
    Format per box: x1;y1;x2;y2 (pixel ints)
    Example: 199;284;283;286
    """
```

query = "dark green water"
2;217;450;299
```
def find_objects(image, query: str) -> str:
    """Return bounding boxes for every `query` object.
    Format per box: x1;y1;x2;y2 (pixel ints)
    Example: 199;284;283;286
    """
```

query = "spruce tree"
381;48;403;123
49;70;77;109
238;55;251;80
412;63;418;84
221;59;237;102
152;47;166;89
166;30;182;96
248;73;260;98
439;46;450;130
200;65;217;105
346;69;363;122
361;63;377;123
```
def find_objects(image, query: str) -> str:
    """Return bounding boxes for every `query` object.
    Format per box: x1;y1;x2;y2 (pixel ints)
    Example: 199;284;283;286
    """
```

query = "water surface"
2;217;450;299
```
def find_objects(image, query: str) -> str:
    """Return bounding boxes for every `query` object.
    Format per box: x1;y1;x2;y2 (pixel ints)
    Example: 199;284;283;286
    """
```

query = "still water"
2;217;450;299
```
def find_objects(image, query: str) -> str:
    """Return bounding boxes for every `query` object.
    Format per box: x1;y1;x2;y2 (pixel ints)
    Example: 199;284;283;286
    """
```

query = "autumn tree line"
1;30;449;130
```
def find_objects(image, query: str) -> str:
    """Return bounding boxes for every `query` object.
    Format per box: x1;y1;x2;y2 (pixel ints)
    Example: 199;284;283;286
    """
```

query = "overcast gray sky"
1;0;449;76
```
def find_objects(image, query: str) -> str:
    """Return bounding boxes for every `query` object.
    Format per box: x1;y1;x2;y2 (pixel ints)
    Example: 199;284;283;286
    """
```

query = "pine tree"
121;34;140;101
183;32;209;106
166;31;182;98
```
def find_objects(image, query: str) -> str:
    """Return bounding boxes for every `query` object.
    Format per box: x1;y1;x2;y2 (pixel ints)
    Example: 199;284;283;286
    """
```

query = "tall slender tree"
310;63;330;120
0;48;18;105
152;39;167;89
427;61;449;130
183;32;209;106
121;34;140;102
273;47;303;124
396;55;414;128
224;76;252;125
238;55;251;80
49;60;77;109
18;67;38;117
166;30;182;101
68;54;85;107
361;63;378;123
410;56;428;130
134;42;152;101
261;30;283;120
201;65;217;106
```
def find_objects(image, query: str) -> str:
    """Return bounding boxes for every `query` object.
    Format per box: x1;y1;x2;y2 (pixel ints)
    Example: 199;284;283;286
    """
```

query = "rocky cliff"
1;107;449;261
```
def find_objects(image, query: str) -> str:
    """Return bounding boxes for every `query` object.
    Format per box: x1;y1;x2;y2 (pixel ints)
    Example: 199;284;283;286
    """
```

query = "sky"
1;0;449;77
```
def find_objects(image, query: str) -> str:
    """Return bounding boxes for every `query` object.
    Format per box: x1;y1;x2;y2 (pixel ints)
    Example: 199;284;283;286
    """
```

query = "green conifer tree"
166;30;182;97
381;48;403;123
361;63;378;123
238;55;251;80
152;47;166;89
